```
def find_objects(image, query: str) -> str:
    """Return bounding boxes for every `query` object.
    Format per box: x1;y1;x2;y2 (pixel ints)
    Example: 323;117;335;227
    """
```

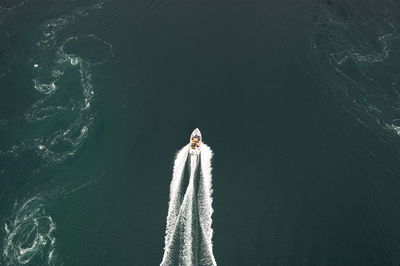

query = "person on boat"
191;136;201;149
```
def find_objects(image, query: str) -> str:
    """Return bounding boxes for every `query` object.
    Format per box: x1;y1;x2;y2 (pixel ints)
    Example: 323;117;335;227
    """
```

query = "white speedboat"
189;128;202;155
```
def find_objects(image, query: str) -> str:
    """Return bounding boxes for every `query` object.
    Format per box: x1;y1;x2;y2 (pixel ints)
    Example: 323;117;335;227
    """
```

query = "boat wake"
161;144;217;266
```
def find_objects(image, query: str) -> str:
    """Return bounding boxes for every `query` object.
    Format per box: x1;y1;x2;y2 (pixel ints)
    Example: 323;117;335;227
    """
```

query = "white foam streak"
198;144;217;265
161;144;216;266
163;145;189;250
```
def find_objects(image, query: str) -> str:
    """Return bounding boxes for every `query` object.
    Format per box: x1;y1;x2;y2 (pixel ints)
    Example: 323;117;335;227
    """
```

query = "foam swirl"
3;195;56;265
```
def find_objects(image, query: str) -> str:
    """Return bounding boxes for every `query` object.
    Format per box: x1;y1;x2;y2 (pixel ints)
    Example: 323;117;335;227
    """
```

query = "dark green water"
2;0;400;265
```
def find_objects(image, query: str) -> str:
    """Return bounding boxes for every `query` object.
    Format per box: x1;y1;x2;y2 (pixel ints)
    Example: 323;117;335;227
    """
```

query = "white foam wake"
161;144;216;266
163;145;189;251
197;144;217;266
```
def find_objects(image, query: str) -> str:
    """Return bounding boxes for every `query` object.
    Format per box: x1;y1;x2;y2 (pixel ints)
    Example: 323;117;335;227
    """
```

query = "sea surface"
1;0;400;265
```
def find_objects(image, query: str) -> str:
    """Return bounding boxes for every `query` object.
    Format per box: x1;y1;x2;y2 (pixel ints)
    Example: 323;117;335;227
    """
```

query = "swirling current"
3;195;56;265
0;1;112;264
311;1;400;141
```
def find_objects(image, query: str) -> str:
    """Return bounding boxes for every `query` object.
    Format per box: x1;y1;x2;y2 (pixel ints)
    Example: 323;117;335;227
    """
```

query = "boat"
189;128;202;155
